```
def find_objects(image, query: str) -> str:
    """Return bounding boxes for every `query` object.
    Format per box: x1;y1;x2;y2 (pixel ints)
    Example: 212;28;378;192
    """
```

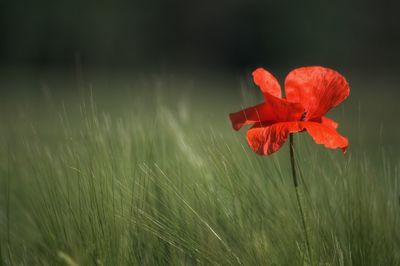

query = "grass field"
0;71;399;265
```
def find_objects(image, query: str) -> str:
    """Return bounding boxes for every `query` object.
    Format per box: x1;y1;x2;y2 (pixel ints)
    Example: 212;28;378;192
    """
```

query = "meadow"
0;70;399;265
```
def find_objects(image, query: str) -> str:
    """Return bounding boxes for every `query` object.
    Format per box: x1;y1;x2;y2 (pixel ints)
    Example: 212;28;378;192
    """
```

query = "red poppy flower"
229;66;349;156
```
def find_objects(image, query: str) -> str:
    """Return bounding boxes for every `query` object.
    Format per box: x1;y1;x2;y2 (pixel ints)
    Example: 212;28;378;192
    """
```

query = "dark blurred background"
1;0;399;73
0;0;400;154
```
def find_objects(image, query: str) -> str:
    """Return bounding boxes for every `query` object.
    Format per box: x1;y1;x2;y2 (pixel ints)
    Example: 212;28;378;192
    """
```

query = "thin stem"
289;134;312;265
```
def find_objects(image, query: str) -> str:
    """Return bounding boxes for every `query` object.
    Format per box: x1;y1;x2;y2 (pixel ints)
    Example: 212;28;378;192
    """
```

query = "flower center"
300;112;307;121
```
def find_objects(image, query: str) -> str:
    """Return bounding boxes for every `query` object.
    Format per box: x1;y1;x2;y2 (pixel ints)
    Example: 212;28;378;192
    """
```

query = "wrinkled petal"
311;116;339;129
229;103;274;131
245;121;348;156
303;122;348;153
246;122;304;155
253;68;282;99
229;97;305;130
263;93;305;122
321;116;338;129
284;66;350;120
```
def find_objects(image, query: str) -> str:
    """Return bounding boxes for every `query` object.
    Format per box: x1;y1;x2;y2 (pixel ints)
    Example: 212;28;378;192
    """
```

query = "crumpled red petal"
284;66;350;120
229;103;274;131
253;68;282;99
246;121;348;156
229;97;305;131
310;116;339;129
246;122;304;155
303;122;348;153
320;116;338;129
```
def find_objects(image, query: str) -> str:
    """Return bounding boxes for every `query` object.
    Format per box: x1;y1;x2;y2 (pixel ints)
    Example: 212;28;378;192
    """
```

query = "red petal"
311;116;339;129
284;66;350;120
246;122;304;155
229;97;305;131
303;122;348;153
229;103;274;131
321;116;338;129
263;93;305;122
245;121;348;156
253;68;282;99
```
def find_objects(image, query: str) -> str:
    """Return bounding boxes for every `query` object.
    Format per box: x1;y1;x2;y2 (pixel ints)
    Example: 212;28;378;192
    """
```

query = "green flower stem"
289;133;313;265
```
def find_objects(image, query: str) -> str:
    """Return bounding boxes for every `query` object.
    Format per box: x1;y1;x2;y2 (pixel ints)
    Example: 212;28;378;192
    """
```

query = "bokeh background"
0;0;400;150
0;0;400;149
